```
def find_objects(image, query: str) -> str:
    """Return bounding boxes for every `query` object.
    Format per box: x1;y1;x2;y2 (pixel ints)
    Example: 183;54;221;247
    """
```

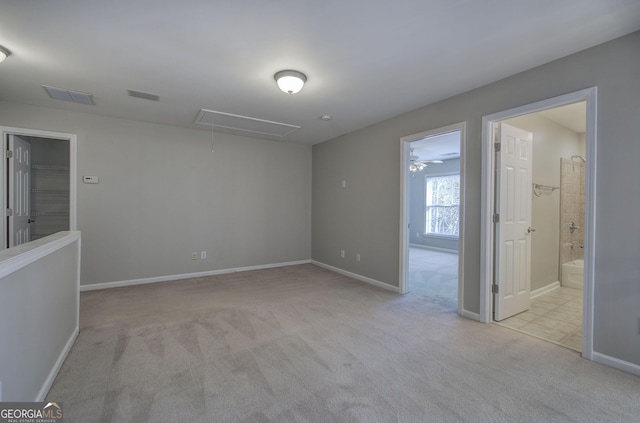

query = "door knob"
28;219;35;224
527;227;536;234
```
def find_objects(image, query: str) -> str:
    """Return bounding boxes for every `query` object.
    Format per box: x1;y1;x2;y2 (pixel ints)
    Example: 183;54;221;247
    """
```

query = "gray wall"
312;31;640;366
503;114;582;291
409;158;460;251
0;103;312;285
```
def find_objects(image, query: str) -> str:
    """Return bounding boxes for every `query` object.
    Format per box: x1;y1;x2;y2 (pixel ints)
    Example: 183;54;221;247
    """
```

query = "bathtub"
561;259;584;290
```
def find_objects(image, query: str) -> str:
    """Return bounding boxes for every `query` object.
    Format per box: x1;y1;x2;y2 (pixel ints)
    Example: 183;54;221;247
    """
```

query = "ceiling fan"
409;149;443;172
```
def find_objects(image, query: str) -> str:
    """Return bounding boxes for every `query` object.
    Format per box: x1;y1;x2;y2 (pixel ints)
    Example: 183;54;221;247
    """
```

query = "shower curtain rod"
532;183;559;191
532;183;560;197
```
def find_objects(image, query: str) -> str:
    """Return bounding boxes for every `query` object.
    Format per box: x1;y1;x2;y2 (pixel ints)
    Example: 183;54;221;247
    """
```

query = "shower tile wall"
560;158;585;264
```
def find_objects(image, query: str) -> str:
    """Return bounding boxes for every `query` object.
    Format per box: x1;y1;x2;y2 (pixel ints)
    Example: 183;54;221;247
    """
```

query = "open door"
7;134;32;247
494;123;533;321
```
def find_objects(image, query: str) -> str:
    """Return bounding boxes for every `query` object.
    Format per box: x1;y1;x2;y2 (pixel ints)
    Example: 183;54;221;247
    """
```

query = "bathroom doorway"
480;88;596;358
494;103;586;351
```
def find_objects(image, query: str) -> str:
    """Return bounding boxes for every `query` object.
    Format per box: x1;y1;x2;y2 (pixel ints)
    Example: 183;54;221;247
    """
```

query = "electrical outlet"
192;252;198;260
356;253;361;262
341;180;346;188
201;251;207;259
340;249;345;258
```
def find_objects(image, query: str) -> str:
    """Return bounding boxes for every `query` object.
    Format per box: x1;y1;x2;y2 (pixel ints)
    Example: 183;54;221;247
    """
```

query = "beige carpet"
48;264;640;422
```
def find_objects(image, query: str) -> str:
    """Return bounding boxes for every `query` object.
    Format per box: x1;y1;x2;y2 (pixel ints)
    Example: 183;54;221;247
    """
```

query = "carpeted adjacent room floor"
47;264;640;422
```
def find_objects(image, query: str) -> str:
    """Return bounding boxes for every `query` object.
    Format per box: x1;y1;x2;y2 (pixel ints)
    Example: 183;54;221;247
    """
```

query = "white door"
8;135;32;247
494;123;533;321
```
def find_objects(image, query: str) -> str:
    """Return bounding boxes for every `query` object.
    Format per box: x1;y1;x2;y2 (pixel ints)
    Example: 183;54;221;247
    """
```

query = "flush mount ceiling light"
0;45;10;63
274;70;307;94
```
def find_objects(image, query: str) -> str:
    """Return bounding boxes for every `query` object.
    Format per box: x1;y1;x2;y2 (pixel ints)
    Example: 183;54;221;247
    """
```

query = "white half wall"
0;232;80;401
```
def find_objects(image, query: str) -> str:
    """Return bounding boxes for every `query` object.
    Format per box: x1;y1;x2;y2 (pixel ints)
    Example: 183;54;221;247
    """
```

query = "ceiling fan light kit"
409;148;444;172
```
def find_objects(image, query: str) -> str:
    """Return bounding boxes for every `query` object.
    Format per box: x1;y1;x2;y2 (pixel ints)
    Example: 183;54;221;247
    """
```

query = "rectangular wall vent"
42;85;94;105
127;89;160;102
194;109;300;138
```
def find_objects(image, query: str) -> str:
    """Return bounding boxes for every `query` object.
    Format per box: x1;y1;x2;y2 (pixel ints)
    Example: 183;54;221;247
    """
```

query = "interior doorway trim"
0;126;77;249
479;87;597;360
399;121;467;317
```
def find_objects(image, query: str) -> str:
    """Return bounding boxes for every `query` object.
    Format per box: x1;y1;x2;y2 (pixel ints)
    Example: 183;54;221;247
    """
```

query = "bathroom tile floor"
496;286;583;352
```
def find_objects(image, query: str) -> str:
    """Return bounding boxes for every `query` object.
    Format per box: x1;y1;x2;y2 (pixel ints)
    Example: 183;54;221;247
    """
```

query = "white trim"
592;352;640;377
36;327;78;401
480;87;597;363
461;310;481;322
409;244;458;254
400;122;466;317
312;260;399;292
421;233;459;241
0;126;78;250
80;259;312;291
530;281;560;299
75;236;81;338
0;231;81;279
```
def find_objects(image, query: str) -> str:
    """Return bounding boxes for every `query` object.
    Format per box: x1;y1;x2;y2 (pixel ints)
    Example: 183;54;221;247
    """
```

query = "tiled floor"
496;287;583;352
408;247;458;312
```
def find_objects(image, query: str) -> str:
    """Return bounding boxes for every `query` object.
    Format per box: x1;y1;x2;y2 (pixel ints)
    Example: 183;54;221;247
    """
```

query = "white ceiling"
411;131;461;161
0;1;639;145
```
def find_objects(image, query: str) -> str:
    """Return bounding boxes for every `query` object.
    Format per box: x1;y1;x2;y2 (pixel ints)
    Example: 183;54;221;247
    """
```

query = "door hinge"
6;208;13;217
494;142;501;152
492;284;499;294
6;150;13;159
493;213;500;223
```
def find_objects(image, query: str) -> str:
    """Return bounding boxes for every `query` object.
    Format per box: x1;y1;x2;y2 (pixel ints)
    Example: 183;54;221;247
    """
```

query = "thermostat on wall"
83;176;99;184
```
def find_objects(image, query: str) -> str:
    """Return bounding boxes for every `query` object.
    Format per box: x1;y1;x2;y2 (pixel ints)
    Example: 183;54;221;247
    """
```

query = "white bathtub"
561;259;584;290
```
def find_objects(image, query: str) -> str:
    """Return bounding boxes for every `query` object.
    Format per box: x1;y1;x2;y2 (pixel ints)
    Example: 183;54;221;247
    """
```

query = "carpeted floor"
47;264;640;422
407;247;458;312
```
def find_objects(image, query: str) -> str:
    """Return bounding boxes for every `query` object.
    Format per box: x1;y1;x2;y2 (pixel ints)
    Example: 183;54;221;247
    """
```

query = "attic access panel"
194;109;300;138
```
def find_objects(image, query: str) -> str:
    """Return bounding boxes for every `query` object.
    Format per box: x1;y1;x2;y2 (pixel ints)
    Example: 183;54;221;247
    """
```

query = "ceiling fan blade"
417;160;444;164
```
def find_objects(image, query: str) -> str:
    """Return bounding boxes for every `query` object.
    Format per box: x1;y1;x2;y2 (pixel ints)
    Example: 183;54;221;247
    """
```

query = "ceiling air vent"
194;109;300;138
42;85;94;105
127;89;159;102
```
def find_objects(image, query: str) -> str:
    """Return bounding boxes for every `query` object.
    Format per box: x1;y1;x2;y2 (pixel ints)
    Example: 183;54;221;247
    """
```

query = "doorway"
480;88;596;359
1;127;77;249
400;122;466;317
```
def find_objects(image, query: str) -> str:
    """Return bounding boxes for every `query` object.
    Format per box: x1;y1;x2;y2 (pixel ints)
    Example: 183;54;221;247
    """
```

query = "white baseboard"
461;309;481;321
36;326;78;401
530;281;560;299
80;260;312;291
592;352;640;376
311;260;399;293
